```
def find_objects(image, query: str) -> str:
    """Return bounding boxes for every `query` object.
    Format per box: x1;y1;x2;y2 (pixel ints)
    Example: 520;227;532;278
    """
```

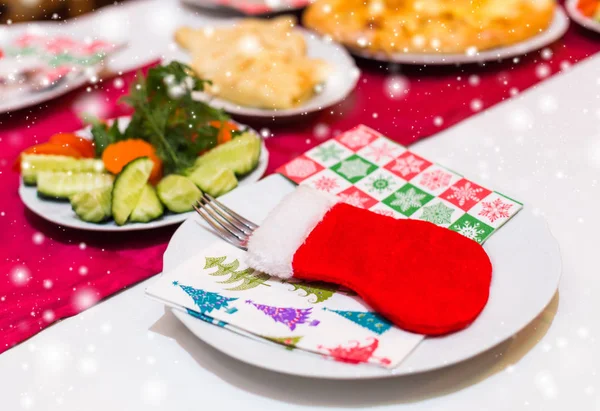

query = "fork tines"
193;193;258;250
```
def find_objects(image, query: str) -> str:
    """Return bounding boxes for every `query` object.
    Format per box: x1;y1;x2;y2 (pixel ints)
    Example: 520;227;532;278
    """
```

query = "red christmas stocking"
246;186;492;336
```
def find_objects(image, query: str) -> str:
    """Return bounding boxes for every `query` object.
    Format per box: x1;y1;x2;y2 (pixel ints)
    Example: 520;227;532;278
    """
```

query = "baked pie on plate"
169;16;360;117
303;0;569;64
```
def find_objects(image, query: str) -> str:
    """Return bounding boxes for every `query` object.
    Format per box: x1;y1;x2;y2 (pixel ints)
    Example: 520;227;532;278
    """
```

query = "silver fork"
193;193;258;250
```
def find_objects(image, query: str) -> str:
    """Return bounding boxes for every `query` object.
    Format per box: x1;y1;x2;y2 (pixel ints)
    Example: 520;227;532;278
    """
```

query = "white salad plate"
566;0;600;33
162;22;360;118
18;117;269;232
350;8;569;65
163;174;562;379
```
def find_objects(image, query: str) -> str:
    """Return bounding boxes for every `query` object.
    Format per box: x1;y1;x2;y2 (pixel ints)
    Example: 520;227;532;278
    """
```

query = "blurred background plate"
0;22;97;114
0;68;90;114
180;0;310;15
162;22;360;119
566;0;600;33
350;8;569;65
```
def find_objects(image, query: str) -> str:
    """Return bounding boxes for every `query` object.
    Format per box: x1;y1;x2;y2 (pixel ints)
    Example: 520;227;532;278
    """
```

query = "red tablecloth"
1;17;598;354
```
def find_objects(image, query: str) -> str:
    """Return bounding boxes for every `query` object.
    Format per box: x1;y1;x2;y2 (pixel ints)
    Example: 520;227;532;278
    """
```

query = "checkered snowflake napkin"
1;33;119;85
277;125;523;243
146;242;423;368
4;33;118;66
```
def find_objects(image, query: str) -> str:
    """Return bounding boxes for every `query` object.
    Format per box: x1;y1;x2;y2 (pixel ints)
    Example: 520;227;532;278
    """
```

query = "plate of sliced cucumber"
18;117;269;232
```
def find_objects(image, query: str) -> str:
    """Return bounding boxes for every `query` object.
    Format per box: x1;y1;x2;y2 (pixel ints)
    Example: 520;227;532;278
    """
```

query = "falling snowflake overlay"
420;202;454;225
446;182;484;206
479;198;513;223
420;169;452;191
389;188;427;212
391;155;424;177
336;158;371;180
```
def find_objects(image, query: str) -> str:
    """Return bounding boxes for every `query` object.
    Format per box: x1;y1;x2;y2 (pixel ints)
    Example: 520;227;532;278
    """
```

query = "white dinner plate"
350;8;569;65
18;117;269;232
162;22;360;118
163;174;562;379
566;0;600;33
0;70;90;114
0;22;113;114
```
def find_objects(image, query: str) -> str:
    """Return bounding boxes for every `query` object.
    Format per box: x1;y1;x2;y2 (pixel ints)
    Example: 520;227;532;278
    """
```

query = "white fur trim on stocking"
246;185;339;279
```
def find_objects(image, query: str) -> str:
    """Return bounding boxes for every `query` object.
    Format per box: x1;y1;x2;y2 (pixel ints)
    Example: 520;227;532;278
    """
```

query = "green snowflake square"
330;154;378;183
382;183;434;216
449;214;494;243
312;143;344;161
306;140;353;167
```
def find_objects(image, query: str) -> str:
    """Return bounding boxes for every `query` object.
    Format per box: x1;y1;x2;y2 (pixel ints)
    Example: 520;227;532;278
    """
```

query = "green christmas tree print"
204;256;270;291
324;308;392;335
283;280;339;304
174;281;238;314
264;336;303;351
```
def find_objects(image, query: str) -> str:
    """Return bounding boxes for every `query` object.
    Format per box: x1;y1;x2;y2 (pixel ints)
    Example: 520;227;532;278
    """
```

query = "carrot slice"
49;133;96;158
102;139;163;184
13;143;83;172
210;121;239;145
577;0;598;16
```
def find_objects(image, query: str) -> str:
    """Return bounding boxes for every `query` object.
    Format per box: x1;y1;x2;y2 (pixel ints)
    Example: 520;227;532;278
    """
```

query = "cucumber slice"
112;157;154;226
70;186;112;223
156;175;201;213
23;174;38;186
130;184;164;223
37;172;114;200
188;164;238;197
21;154;104;185
193;132;261;176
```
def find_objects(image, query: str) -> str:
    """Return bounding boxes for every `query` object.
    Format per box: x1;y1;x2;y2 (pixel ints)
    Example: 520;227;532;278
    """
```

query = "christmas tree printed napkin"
277;125;523;244
146;242;423;369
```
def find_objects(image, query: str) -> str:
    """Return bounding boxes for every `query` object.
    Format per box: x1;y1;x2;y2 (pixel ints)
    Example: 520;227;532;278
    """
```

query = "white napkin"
146;241;423;368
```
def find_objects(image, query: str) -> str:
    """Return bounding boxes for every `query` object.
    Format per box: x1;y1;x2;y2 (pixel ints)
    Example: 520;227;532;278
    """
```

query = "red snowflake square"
384;151;432;180
468;192;521;228
479;198;513;223
336;186;378;209
302;169;351;194
440;178;492;211
277;156;324;184
335;125;381;151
